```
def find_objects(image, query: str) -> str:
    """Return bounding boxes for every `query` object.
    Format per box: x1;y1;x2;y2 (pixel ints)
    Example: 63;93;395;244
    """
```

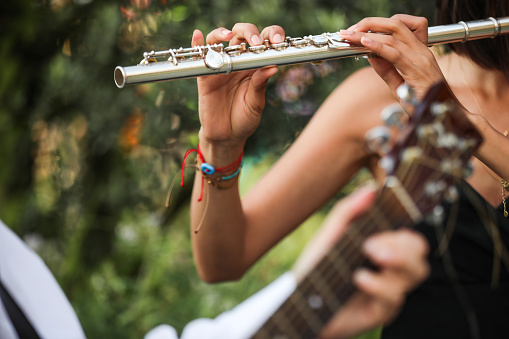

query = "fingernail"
273;33;283;43
361;37;374;44
251;35;261;45
222;29;232;36
364;238;393;262
353;268;372;285
347;24;358;31
339;29;354;36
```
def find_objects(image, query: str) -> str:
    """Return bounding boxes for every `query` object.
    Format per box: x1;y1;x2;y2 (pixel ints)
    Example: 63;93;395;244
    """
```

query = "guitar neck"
252;184;414;338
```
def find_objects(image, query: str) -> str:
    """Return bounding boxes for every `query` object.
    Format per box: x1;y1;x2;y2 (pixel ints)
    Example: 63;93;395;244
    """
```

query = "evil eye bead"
200;163;215;175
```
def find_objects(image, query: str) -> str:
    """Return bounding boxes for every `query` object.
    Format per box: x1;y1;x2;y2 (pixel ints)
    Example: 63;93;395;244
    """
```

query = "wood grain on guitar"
251;82;483;339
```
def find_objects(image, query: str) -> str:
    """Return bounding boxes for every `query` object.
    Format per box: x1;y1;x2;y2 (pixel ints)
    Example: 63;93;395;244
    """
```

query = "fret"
290;288;327;333
366;204;393;231
304;259;342;312
322;246;354;286
343;226;365;249
252;188;424;338
252;325;271;339
253;302;302;339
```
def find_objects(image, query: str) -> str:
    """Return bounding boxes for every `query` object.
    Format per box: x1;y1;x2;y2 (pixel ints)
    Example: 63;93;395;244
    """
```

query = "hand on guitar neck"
293;186;429;339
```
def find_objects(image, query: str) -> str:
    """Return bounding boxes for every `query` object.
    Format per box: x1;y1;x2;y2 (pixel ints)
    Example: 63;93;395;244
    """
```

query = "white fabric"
144;272;297;339
0;220;86;339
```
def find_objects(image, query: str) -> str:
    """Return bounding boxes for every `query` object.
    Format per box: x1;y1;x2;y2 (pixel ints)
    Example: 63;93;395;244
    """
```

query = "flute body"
114;17;509;88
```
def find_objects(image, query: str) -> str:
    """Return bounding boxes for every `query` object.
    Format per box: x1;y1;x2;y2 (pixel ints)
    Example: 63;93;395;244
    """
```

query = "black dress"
382;181;509;339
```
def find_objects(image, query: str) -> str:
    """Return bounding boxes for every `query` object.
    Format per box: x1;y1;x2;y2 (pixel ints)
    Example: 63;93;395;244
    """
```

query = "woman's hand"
192;24;284;152
293;186;429;339
321;228;429;339
339;15;446;102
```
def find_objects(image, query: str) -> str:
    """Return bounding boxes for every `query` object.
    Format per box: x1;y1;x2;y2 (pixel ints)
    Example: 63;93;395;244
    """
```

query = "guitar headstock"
369;82;483;223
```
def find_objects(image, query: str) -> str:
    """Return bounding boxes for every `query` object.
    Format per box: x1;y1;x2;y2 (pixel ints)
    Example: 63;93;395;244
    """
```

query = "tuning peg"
396;83;419;107
430;101;454;120
425;180;447;201
443;185;459;203
380;103;407;129
378;156;395;174
365;126;392;154
425;205;445;227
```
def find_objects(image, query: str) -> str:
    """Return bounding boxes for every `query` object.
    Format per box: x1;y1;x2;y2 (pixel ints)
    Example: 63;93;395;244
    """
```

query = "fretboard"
251;184;414;338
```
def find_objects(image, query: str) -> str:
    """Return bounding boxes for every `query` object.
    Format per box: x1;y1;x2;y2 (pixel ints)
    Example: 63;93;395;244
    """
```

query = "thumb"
245;66;278;114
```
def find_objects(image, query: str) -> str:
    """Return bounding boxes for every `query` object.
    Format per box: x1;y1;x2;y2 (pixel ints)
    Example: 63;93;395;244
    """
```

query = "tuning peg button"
443;185;459;203
430;102;454;120
425;205;445;227
378;156;395;174
396;83;418;107
365;126;392;154
425;180;447;200
380;103;407;129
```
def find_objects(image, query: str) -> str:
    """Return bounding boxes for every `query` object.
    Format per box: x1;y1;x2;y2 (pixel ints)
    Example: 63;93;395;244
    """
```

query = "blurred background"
0;0;434;338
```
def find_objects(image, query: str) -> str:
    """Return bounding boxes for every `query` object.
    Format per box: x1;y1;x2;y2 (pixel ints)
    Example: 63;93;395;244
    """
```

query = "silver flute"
115;17;509;88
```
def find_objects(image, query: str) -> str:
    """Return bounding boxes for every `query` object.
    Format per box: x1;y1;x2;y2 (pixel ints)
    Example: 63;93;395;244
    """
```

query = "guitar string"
296;138;453;306
264;163;466;338
257;204;392;337
256;199;392;337
300;121;481;336
256;153;454;337
255;123;479;337
257;171;422;337
379;138;484;339
261;187;415;337
259;153;468;337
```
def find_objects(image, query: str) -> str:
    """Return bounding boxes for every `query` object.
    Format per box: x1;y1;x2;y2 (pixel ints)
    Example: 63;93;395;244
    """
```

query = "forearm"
190;140;249;282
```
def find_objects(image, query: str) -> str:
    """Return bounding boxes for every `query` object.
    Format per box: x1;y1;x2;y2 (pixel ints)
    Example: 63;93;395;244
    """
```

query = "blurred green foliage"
0;0;433;338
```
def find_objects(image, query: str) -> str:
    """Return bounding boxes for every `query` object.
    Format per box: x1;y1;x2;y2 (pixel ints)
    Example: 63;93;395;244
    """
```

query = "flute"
114;17;509;88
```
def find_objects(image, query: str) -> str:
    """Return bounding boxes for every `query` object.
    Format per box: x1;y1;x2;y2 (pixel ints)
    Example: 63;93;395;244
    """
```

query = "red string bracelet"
180;144;243;202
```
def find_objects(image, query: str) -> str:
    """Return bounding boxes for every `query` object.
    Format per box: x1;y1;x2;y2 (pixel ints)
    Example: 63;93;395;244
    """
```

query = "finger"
353;268;407;307
348;16;428;47
191;29;205;47
231;23;262;46
292;185;378;280
205;27;234;45
390;14;428;44
362;229;430;288
245;66;279;114
320;292;395;339
359;36;406;95
339;28;418;58
260;25;286;43
319;184;378;247
319;184;378;242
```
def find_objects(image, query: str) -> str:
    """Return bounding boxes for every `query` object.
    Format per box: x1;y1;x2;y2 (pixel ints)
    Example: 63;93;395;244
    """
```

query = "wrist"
198;132;246;167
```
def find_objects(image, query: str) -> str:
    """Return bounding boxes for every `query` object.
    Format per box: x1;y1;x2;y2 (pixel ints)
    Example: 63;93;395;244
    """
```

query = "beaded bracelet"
198;158;244;188
180;144;243;202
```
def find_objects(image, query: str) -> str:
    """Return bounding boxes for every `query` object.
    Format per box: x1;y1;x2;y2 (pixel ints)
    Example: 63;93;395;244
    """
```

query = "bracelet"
180;144;243;202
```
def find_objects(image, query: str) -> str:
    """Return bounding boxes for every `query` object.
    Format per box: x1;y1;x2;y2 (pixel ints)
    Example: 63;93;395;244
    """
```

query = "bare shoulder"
314;66;397;138
323;66;395;114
